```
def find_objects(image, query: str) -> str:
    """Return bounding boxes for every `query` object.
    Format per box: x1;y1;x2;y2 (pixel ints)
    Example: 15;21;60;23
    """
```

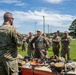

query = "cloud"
0;10;76;33
12;10;75;26
0;0;19;4
15;3;26;6
43;0;64;4
0;0;27;7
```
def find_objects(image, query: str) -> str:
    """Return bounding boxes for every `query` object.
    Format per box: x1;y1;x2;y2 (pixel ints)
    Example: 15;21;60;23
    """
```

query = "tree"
69;19;76;37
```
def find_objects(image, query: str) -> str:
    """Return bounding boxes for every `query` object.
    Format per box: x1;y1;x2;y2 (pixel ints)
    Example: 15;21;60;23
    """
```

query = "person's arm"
61;37;65;42
66;36;71;44
43;37;50;50
26;37;29;44
52;37;61;42
30;37;36;50
11;26;22;47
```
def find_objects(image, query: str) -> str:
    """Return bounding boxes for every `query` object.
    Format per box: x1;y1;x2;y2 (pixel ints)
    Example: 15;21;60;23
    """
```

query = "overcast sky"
0;0;76;34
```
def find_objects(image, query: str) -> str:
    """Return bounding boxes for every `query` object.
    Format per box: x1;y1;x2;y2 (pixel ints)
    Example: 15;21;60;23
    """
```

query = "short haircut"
3;12;13;22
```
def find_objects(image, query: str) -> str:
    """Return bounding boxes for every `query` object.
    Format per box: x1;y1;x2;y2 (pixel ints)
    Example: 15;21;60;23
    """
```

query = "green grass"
18;39;76;61
18;47;28;56
70;39;76;61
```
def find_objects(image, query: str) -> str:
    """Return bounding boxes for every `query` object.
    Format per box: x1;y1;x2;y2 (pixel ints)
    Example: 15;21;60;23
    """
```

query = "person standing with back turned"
0;12;22;75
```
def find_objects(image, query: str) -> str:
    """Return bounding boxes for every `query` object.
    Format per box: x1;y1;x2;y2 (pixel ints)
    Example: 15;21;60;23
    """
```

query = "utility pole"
35;22;37;34
43;16;45;33
48;24;49;35
50;28;52;34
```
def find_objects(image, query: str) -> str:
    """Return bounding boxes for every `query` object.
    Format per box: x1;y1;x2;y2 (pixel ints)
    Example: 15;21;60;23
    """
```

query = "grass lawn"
18;39;76;61
70;39;76;61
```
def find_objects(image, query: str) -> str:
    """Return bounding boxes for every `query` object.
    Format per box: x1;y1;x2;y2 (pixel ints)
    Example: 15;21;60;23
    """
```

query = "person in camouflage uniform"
22;35;27;51
61;31;71;60
0;12;22;75
52;32;61;57
26;32;34;57
31;29;49;59
42;33;51;57
43;33;52;47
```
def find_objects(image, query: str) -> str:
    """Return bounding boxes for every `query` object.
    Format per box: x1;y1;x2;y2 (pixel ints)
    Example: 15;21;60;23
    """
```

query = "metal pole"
48;24;49;35
50;28;52;34
35;22;37;34
43;16;45;33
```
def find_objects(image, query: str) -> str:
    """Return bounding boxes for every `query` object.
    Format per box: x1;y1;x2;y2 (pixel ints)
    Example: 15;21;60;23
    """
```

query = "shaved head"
4;12;13;21
3;12;14;25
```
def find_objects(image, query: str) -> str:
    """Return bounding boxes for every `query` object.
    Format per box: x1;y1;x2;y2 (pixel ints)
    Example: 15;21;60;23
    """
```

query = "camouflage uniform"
0;24;22;75
31;36;49;59
44;37;52;47
26;36;34;57
43;37;51;57
61;35;71;60
52;35;61;56
22;37;27;51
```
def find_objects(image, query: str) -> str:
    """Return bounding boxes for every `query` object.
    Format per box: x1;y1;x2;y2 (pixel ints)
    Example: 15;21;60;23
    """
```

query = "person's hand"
42;49;46;53
63;39;67;41
65;39;68;41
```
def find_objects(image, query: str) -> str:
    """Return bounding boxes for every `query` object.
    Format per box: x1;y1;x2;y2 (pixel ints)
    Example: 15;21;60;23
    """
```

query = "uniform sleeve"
30;37;35;49
11;26;22;47
43;37;50;49
26;37;29;44
61;36;64;43
57;37;61;42
52;36;61;42
67;36;71;43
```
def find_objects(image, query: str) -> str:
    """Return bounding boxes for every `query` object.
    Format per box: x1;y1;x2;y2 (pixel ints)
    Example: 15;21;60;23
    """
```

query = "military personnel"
42;33;51;57
31;29;49;59
43;33;52;47
26;32;34;57
22;35;27;51
52;32;61;57
61;31;71;60
0;12;22;75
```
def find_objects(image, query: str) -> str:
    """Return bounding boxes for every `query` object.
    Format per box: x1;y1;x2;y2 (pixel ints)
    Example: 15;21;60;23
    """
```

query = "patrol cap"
37;29;41;32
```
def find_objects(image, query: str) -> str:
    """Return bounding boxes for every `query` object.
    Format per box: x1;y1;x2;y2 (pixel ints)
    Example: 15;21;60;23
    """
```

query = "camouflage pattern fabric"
26;36;34;57
43;37;51;57
43;37;51;49
31;36;49;59
61;36;71;60
0;24;22;75
52;36;61;56
22;38;27;51
0;59;6;75
0;59;18;75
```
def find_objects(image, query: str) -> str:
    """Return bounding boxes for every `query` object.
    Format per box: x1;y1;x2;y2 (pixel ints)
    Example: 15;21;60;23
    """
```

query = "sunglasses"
11;18;14;20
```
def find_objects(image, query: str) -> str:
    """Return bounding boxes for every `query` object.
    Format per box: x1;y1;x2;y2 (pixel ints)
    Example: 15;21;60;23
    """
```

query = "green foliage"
69;19;76;37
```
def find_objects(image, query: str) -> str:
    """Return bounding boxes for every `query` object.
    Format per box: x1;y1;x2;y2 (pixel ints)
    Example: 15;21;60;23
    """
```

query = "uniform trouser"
27;48;33;57
52;47;60;57
34;49;47;59
0;58;18;75
22;45;26;51
61;47;70;60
